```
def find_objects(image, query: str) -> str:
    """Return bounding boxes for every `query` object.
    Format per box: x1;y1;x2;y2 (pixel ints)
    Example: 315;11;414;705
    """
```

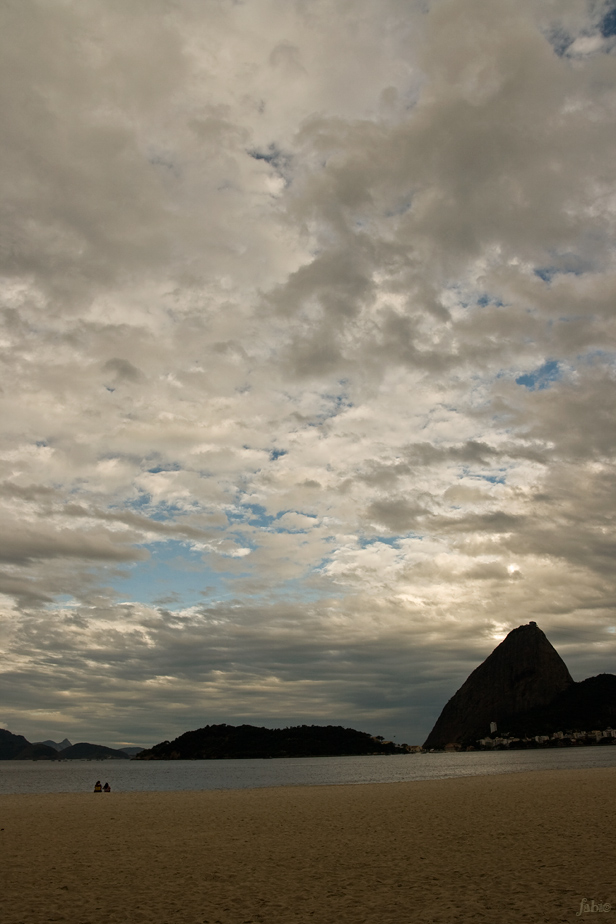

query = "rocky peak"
423;623;574;749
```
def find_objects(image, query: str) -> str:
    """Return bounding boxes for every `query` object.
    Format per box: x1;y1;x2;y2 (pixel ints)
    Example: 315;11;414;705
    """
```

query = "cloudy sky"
1;0;615;749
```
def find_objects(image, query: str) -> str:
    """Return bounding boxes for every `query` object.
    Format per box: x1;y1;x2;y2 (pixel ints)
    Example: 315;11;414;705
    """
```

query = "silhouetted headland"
424;622;616;750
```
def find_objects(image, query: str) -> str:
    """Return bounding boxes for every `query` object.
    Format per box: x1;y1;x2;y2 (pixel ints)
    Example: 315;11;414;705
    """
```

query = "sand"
1;768;615;924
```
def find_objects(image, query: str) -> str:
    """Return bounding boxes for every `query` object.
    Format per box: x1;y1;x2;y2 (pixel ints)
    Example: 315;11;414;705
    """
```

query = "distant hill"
504;674;616;738
135;724;408;760
40;738;72;751
0;730;132;760
424;623;616;749
0;729;58;760
15;742;60;760
119;746;146;756
57;742;131;760
0;729;32;759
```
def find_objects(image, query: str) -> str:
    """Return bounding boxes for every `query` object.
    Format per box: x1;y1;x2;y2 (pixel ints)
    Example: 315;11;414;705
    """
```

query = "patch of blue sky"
323;386;352;411
579;349;616;369
358;536;403;549
475;473;506;484
230;502;276;529
122;497;200;521
476;294;504;308
247;144;292;181
516;359;561;391
125;492;152;510
232;503;320;534
106;540;239;609
534;253;592;283
443;285;506;313
247;145;279;165
601;5;616;37
158;501;200;520
545;26;573;56
459;465;507;485
307;391;353;426
113;542;337;609
545;5;616;55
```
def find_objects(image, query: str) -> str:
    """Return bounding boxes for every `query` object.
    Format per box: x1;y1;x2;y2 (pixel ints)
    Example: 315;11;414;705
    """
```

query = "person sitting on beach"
94;781;102;792
103;782;111;792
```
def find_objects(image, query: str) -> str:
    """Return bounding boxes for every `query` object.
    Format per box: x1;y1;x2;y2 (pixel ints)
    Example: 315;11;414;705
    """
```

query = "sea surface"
2;745;616;794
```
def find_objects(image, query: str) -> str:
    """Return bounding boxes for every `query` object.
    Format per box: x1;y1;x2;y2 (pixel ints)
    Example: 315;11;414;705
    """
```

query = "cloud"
0;0;615;747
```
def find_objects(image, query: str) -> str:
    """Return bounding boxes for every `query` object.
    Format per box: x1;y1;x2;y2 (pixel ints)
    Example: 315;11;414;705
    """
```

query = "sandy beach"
1;767;614;924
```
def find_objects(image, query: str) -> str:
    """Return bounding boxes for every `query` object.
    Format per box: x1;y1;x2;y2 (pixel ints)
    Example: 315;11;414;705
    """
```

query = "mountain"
1;730;139;760
57;742;131;760
505;673;616;738
0;729;58;760
119;746;147;756
13;742;60;760
135;724;408;760
0;729;31;759
423;622;576;749
40;738;72;751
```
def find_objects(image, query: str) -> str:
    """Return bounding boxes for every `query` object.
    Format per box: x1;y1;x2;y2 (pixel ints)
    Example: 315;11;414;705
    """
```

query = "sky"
1;0;615;749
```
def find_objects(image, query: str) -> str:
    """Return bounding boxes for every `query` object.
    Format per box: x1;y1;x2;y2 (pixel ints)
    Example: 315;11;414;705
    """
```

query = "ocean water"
1;745;616;794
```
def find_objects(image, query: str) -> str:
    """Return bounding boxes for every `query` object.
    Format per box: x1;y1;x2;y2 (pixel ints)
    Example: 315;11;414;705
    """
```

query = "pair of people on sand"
94;781;111;792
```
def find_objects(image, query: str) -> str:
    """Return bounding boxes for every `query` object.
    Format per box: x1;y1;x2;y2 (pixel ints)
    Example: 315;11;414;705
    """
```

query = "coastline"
1;767;614;924
4;743;616;797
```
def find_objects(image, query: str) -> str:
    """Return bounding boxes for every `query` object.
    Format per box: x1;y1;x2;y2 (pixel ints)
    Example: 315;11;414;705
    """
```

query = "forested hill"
135;724;407;760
